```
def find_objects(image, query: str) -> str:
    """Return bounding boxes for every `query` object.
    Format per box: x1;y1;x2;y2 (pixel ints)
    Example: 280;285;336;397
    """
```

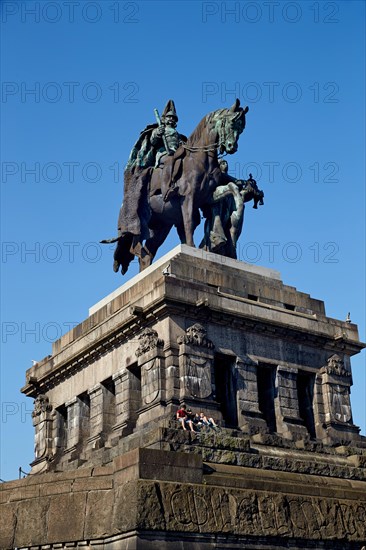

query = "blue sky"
1;0;365;481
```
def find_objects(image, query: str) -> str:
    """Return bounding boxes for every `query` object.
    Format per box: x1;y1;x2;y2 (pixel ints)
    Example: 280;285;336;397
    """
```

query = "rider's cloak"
118;124;158;239
118;124;187;237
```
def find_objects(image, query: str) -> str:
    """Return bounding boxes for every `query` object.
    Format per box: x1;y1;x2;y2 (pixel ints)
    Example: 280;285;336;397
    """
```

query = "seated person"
199;412;219;430
186;407;200;432
193;412;202;426
176;404;196;432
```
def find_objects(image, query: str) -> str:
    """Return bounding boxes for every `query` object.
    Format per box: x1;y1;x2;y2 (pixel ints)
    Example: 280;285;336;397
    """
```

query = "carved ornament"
135;327;164;357
177;323;214;349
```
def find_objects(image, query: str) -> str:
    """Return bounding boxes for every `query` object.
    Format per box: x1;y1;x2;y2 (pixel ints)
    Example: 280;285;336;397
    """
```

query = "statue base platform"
1;424;366;549
1;245;365;549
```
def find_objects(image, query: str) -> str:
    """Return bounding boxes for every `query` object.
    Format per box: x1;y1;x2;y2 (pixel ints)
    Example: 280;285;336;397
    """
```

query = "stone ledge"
89;245;282;316
8;533;366;550
28;425;366;483
1;446;366;549
113;447;203;484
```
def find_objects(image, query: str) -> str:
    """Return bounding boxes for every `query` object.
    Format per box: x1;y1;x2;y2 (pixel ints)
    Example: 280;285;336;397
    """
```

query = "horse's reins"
181;117;229;154
182;142;220;153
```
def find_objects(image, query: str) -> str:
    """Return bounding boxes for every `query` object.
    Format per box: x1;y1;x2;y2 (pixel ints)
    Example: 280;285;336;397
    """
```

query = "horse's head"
215;99;248;155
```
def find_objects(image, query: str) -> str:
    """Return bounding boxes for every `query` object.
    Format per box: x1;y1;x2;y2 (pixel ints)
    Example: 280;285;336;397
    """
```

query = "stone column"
135;328;166;426
274;366;308;440
52;406;67;459
30;394;54;473
314;354;360;444
177;323;219;417
313;371;326;439
111;366;141;441
64;395;90;458
112;370;129;440
86;384;115;450
164;344;180;406
236;359;267;434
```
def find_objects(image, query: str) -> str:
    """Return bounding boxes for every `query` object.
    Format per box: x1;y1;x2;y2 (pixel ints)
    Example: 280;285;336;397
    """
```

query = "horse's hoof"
131;241;142;257
113;260;120;272
253;205;258;209
138;246;153;271
139;256;151;271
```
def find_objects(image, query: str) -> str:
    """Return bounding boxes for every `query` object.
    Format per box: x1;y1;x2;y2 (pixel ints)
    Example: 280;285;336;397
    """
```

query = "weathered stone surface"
1;441;366;548
0;503;17;549
113;447;203;484
14;496;49;547
47;493;87;543
135;327;164;357
112;482;139;533
84;490;115;539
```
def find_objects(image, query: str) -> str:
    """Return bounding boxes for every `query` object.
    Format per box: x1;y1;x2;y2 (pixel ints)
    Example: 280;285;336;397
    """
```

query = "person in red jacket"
176;404;195;432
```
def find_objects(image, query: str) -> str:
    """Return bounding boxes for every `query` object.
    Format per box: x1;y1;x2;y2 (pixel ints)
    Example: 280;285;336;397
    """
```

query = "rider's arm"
150;125;165;146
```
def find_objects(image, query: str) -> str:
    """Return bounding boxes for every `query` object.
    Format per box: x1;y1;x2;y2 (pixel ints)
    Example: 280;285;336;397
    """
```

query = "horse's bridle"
181;116;230;154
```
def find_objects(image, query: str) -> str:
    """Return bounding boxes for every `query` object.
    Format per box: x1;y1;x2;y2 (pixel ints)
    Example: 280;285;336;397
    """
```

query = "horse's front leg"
181;196;196;247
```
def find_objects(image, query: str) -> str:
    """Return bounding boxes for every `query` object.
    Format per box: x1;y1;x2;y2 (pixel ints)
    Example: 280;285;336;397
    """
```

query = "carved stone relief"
321;354;351;377
178;324;214;399
135;327;164;357
33;394;52;416
177;323;214;349
141;482;366;541
328;384;352;424
184;356;212;398
142;357;161;405
319;355;354;426
32;394;53;460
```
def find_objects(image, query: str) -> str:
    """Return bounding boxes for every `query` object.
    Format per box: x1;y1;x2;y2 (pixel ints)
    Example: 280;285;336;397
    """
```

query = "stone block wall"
1;438;366;549
21;247;364;474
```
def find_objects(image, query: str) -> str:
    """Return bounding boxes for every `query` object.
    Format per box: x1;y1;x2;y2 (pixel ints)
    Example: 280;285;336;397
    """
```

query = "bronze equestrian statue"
102;99;264;275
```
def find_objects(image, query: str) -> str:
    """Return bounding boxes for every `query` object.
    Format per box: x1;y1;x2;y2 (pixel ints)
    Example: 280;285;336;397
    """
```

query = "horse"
112;99;248;274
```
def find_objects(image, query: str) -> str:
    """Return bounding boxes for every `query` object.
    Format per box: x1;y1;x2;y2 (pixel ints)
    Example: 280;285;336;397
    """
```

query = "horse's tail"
100;237;120;244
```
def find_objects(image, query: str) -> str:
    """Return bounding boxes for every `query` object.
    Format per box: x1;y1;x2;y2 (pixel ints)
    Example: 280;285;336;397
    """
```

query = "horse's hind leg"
177;223;186;244
140;225;172;271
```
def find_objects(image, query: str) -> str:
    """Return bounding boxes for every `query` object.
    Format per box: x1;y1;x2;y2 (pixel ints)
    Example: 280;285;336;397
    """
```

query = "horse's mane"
187;108;229;146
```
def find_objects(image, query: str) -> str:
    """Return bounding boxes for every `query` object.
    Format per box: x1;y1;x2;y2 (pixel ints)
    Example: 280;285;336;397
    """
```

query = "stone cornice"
22;274;365;397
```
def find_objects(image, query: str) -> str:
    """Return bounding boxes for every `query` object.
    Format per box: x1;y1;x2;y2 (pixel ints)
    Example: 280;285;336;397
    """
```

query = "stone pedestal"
2;245;365;549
